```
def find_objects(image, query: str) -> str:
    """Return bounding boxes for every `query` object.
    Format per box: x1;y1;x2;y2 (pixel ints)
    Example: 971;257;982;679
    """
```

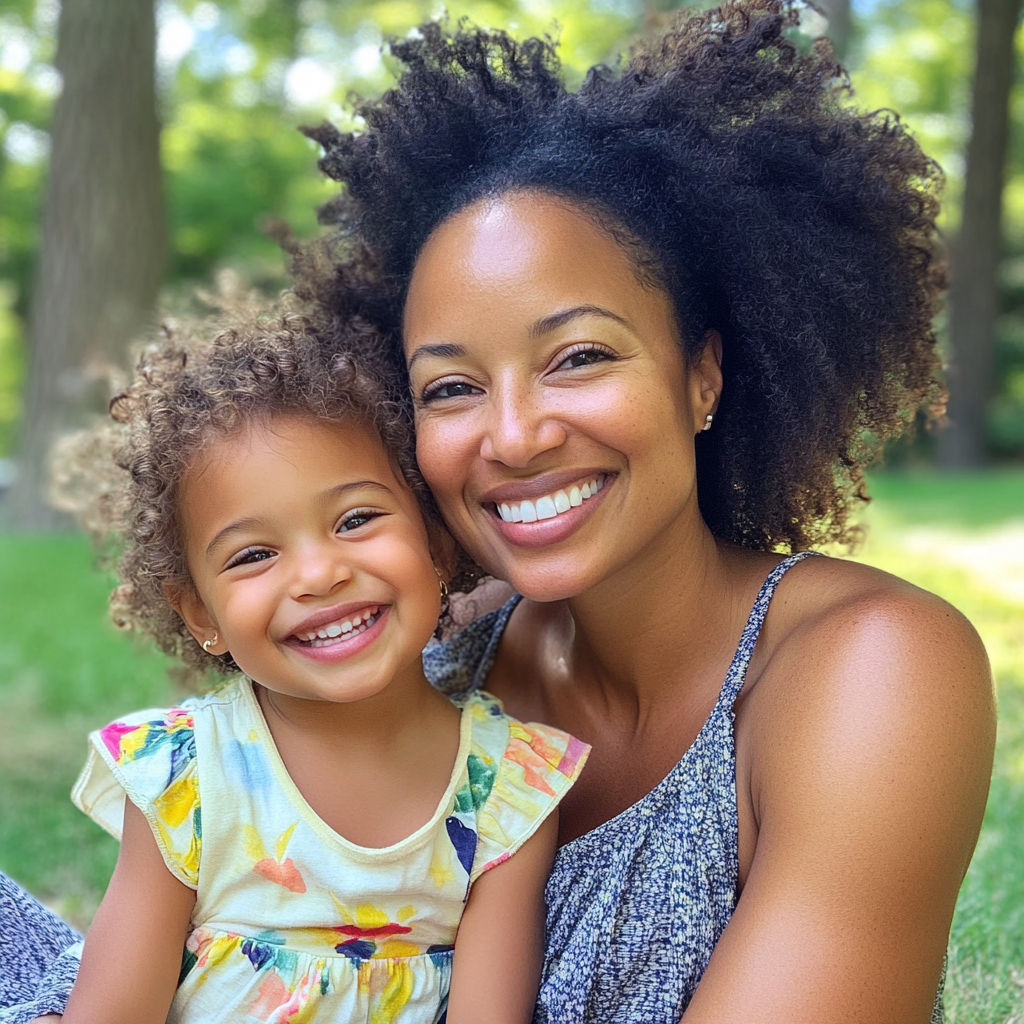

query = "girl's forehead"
185;413;401;503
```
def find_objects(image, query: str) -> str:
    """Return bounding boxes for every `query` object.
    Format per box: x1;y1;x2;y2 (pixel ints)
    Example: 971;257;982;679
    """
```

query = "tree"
816;0;852;60
938;0;1023;466
8;0;165;526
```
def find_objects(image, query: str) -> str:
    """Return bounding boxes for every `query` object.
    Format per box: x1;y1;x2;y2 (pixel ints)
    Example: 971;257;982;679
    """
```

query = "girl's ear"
163;581;223;654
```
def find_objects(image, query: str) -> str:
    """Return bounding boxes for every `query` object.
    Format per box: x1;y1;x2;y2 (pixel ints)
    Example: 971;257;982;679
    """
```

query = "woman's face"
403;192;720;602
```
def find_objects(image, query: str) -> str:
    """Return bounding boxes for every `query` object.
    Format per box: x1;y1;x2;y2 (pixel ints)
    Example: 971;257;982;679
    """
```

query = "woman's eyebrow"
407;342;467;369
529;305;633;337
408;307;634;367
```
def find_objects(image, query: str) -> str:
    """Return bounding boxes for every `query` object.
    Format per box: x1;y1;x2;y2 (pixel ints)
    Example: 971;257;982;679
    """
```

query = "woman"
2;2;995;1022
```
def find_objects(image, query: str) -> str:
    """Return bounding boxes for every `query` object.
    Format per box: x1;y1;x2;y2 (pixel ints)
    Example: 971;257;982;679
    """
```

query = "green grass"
0;536;176;926
1;470;1023;1019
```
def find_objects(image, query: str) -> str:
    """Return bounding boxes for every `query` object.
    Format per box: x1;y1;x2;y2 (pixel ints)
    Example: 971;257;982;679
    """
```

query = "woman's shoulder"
761;553;990;680
743;552;995;841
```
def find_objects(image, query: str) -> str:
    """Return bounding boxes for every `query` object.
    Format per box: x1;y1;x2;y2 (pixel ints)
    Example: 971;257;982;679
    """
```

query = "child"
57;309;589;1024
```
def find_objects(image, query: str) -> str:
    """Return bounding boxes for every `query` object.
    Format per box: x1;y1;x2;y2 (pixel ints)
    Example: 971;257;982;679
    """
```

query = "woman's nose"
478;388;567;467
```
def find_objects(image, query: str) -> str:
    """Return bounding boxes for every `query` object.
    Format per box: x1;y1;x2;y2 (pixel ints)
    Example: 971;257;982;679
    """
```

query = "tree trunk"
815;0;851;60
937;0;1022;467
9;0;164;527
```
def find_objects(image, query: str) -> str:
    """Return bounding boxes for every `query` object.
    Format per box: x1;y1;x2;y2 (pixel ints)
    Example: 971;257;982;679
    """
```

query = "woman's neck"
558;515;750;712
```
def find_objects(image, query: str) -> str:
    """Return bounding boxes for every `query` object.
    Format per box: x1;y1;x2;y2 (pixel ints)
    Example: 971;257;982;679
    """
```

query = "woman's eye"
338;510;382;532
421;380;480;402
226;547;275;569
557;347;614;370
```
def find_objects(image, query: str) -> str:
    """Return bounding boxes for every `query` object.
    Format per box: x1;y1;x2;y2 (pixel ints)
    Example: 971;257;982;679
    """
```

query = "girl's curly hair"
52;306;456;680
293;0;946;553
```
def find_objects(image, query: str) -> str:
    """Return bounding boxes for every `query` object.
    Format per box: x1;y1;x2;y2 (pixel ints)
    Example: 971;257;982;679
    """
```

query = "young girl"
56;309;589;1024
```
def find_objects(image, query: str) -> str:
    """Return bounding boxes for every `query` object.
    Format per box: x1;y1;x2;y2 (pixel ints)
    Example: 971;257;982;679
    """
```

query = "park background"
0;0;1023;1020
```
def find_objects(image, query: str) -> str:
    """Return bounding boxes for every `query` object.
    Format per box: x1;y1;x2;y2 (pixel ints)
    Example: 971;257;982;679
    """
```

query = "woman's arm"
446;810;558;1024
683;583;996;1024
61;800;195;1024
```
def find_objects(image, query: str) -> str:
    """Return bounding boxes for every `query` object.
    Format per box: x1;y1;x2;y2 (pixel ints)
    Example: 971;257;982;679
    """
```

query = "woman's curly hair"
293;0;946;552
52;306;452;680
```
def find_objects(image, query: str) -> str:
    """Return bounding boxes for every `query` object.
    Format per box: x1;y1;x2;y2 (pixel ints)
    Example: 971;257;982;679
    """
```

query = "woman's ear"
163;581;225;655
691;329;724;432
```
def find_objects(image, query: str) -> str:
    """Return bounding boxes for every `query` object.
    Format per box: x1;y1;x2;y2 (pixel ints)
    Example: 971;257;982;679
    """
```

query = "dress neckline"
238;678;475;861
479;552;820;853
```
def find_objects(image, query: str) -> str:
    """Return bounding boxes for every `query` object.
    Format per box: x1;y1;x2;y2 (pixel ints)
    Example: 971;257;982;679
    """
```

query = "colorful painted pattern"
72;680;588;1024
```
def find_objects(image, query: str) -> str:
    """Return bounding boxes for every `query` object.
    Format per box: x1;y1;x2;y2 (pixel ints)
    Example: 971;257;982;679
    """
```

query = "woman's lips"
484;474;613;549
495;474;606;523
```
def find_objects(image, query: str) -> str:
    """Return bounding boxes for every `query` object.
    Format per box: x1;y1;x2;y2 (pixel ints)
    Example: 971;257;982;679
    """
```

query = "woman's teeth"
497;476;605;524
296;607;381;646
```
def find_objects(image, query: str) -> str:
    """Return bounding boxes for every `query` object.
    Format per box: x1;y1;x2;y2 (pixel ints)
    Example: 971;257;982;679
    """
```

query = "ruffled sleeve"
460;691;590;883
71;706;201;888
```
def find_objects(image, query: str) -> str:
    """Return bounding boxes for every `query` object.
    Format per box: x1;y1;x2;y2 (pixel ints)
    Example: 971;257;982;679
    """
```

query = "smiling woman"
280;2;997;1022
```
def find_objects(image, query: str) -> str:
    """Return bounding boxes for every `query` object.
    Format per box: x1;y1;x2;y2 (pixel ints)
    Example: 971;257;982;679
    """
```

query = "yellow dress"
72;678;589;1024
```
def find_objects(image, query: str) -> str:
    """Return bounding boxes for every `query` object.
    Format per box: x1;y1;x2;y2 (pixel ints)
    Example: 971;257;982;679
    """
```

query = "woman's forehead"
403;192;669;345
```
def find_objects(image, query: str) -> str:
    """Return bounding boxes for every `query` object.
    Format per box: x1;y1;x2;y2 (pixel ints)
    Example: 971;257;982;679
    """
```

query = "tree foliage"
1;0;1023;460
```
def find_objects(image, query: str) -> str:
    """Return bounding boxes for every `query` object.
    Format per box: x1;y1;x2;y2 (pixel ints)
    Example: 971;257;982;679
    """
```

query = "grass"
1;469;1023;1020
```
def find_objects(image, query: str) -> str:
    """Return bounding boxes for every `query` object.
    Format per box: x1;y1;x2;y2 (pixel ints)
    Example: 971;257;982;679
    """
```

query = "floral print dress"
72;678;589;1024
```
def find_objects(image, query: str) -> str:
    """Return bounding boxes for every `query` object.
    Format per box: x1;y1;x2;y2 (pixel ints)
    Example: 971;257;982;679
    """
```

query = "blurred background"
0;0;1022;1020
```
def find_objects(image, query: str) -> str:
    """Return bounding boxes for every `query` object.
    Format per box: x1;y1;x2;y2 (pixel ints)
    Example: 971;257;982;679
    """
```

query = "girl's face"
403;192;721;602
171;413;443;704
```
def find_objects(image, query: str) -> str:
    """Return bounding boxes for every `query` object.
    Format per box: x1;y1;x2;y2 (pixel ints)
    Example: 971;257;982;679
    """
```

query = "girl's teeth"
298;609;379;646
497;477;605;524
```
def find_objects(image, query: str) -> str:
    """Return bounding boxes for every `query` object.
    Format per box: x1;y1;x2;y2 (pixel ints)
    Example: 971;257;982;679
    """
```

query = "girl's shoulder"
454;689;589;881
70;680;251;889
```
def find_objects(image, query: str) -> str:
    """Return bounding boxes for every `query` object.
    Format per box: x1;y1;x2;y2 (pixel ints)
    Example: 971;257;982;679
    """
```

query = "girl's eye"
338;509;383;532
556;346;615;370
225;547;276;569
421;380;481;402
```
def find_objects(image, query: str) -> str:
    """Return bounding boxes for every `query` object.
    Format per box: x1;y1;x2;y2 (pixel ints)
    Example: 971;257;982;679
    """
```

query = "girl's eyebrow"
406;305;634;367
205;480;392;557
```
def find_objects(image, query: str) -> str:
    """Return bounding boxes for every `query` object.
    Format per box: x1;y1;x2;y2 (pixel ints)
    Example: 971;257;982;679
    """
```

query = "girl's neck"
254;659;452;757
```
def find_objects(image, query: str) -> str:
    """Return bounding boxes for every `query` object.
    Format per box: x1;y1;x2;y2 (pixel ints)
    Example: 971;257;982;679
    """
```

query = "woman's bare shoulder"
746;551;995;862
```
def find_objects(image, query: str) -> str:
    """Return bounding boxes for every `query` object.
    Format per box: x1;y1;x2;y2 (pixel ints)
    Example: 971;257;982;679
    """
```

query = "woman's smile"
404;191;717;602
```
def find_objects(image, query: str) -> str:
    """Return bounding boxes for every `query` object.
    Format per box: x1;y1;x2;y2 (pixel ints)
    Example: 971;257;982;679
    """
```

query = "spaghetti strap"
716;551;821;710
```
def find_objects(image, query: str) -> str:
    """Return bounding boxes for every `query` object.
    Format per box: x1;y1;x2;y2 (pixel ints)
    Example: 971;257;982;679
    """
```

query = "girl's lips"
284;606;390;664
484;474;613;549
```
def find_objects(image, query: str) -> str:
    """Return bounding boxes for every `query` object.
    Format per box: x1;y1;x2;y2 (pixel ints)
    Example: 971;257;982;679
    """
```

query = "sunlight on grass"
852;472;1024;1024
0;471;1022;1019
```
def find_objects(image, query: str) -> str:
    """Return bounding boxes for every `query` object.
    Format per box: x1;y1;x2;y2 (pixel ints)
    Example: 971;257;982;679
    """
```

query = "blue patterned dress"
1;552;944;1023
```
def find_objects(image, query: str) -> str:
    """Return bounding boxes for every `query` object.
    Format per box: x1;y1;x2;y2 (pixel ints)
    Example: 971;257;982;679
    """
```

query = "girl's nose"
479;389;567;467
290;542;352;599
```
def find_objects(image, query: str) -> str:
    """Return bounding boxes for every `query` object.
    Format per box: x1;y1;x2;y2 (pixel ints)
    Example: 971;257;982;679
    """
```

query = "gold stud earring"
701;413;714;432
203;634;218;653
